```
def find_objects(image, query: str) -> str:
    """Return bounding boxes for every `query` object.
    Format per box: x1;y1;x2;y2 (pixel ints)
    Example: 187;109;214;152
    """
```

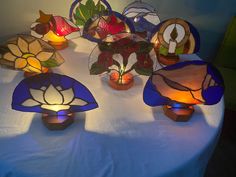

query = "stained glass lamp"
12;73;98;130
89;33;156;90
31;10;80;50
143;61;224;121
150;18;200;65
69;0;112;27
122;0;160;39
0;35;64;77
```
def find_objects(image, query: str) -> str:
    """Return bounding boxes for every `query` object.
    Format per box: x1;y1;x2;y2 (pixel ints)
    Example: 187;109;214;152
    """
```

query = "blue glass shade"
143;60;224;107
150;18;200;54
83;11;135;43
12;73;98;115
122;0;160;37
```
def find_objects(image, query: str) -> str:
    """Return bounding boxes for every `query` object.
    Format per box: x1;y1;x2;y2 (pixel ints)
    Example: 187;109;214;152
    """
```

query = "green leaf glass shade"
0;35;64;74
143;61;224;121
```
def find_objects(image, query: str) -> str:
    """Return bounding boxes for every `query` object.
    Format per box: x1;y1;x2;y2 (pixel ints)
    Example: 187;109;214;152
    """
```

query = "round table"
0;38;224;177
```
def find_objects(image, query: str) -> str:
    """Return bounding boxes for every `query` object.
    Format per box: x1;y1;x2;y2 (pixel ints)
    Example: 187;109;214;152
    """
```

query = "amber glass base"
158;54;180;66
24;68;52;78
109;73;134;90
163;105;194;122
42;113;74;130
49;41;68;50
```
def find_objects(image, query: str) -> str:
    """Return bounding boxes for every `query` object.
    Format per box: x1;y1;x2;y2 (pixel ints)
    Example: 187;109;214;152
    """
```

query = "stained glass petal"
7;44;22;57
29;40;42;55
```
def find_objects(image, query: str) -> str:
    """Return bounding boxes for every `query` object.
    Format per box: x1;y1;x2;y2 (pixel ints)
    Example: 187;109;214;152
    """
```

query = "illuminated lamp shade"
143;60;224;121
122;0;160;39
150;18;200;65
0;35;64;78
31;10;80;50
12;73;98;130
83;12;135;43
89;33;156;90
69;0;112;27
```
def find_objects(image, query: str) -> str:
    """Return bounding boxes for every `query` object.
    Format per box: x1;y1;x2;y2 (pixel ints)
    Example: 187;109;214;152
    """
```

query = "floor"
204;109;236;177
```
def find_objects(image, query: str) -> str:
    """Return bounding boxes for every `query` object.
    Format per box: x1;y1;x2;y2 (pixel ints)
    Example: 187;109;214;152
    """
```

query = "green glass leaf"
175;46;184;54
159;45;168;56
86;0;96;17
90;62;108;75
135;67;153;76
137;42;153;54
41;58;59;68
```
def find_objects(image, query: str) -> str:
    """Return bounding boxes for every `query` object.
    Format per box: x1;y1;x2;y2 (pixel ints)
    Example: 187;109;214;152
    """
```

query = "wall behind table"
0;0;235;61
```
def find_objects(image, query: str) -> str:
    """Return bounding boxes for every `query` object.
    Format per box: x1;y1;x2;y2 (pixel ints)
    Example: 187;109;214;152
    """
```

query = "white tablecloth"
0;38;224;177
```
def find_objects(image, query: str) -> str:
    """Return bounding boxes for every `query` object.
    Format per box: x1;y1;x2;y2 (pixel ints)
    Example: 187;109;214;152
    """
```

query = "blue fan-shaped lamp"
12;73;98;130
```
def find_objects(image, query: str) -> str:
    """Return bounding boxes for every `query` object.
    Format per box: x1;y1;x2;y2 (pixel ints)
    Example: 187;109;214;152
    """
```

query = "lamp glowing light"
0;35;64;77
143;61;224;121
89;33;156;90
12;73;98;130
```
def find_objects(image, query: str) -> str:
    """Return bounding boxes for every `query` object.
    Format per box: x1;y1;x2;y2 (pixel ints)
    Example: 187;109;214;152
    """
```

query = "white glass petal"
125;53;137;72
70;98;88;106
30;89;46;104
143;14;160;25
44;85;63;105
22;99;40;107
61;88;74;104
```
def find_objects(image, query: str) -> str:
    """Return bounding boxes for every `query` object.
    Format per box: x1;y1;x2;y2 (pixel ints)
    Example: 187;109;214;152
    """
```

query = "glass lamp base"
49;40;68;50
163;105;194;122
109;72;134;90
158;54;180;66
42;113;74;130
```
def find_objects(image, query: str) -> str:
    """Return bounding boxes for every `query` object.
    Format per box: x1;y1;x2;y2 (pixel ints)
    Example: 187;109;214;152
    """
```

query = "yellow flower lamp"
31;10;81;50
12;73;98;130
0;35;64;77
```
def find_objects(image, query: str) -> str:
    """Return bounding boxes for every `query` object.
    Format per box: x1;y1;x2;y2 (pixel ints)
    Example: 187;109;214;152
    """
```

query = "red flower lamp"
150;18;200;65
143;61;224;121
89;33;156;90
0;35;64;77
31;10;81;50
